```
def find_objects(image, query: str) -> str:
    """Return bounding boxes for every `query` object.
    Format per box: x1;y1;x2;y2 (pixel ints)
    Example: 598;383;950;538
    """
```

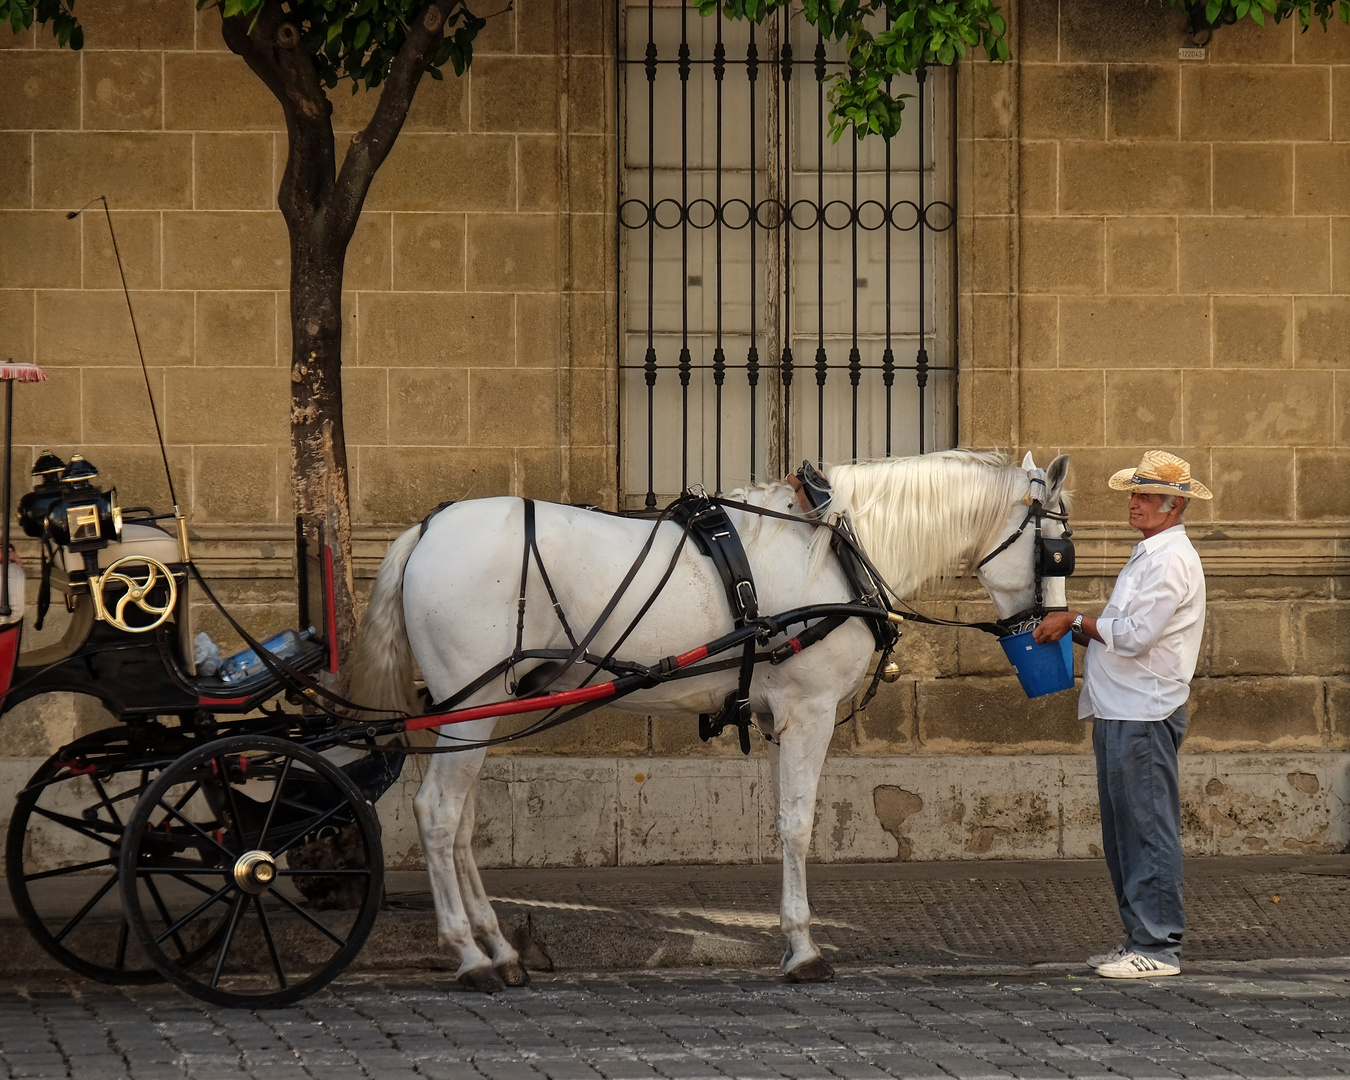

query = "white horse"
348;450;1070;990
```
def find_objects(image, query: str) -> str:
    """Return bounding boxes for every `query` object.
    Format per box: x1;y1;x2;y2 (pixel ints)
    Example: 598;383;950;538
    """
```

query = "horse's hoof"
784;956;835;983
458;966;507;994
495;959;531;988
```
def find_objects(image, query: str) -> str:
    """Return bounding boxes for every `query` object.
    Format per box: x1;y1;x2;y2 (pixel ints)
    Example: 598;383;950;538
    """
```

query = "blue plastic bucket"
999;629;1074;698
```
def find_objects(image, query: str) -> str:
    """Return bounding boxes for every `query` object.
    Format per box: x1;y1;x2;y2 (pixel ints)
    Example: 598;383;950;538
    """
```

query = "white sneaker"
1096;951;1181;979
1086;943;1128;969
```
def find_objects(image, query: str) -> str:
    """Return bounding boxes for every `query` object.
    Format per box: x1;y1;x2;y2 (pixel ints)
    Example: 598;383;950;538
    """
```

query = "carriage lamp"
17;451;67;541
32;450;64;480
54;456;123;552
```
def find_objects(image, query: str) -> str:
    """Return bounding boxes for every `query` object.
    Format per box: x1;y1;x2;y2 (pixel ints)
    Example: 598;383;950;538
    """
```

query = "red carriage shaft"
403;643;713;733
394;601;899;737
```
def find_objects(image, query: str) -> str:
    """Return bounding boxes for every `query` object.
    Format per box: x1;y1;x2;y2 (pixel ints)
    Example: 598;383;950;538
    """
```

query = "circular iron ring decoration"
856;199;888;231
922;199;956;232
788;199;819;230
617;197;959;233
618;198;651;230
720;198;753;230
821;200;855;231
752;198;787;230
686;198;718;229
889;200;922;232
652;198;684;230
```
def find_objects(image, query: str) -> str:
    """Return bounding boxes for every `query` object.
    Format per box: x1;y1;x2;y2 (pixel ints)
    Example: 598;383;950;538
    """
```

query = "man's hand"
1033;611;1076;643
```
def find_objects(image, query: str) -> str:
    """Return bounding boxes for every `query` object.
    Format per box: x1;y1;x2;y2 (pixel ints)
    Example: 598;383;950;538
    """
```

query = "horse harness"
380;462;1074;756
974;471;1075;633
487;463;900;755
184;464;1075;762
665;464;901;753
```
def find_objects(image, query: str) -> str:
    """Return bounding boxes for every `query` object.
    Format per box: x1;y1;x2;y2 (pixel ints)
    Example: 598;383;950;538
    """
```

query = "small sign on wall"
1179;47;1208;60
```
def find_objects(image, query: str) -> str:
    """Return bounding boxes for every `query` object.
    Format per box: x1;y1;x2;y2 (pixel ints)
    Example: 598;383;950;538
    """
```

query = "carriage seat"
49;522;183;593
85;522;181;570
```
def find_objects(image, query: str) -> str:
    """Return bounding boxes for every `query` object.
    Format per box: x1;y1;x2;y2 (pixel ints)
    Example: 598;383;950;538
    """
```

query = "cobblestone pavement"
13;964;1350;1080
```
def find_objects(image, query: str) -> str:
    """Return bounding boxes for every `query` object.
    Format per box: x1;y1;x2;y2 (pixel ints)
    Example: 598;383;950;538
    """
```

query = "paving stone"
11;966;1350;1080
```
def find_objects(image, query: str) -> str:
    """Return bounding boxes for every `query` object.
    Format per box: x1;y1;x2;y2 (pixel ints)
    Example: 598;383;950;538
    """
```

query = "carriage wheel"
119;735;384;1009
5;727;224;985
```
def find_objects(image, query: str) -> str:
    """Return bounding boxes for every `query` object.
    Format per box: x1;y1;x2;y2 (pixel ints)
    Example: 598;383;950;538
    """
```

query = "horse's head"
975;451;1073;629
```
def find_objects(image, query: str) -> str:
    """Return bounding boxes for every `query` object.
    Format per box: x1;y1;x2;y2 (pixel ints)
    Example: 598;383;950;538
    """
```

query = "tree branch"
329;1;458;242
220;1;337;227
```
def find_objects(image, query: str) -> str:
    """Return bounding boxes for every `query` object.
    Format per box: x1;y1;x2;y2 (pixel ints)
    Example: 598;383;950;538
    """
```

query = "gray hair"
1159;494;1188;516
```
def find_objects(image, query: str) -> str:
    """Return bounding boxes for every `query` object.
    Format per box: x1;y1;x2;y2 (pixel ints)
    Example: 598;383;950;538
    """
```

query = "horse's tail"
346;525;422;718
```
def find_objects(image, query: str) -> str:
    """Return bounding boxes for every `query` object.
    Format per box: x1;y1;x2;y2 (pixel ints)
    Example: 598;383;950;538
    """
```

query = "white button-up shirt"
1080;525;1205;723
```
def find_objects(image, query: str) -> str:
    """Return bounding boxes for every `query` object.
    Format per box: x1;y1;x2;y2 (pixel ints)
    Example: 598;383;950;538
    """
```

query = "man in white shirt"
1033;450;1210;979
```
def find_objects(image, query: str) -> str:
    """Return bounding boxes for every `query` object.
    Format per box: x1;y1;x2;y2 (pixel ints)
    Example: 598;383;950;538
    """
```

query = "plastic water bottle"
218;628;314;684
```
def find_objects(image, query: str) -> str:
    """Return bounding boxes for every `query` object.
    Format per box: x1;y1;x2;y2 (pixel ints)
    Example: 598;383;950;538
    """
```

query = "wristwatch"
1071;613;1084;635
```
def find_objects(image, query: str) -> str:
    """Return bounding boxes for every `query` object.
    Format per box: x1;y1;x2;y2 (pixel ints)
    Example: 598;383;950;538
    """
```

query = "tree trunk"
221;0;461;666
288;229;357;661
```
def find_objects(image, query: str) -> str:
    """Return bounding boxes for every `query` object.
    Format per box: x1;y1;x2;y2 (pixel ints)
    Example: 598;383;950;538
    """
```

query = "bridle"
975;471;1075;634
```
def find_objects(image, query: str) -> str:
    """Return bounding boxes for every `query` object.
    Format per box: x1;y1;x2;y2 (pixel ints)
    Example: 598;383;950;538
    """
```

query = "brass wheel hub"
233;850;277;895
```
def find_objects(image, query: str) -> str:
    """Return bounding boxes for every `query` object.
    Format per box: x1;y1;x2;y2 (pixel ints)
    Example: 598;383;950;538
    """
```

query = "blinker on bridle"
976;474;1075;629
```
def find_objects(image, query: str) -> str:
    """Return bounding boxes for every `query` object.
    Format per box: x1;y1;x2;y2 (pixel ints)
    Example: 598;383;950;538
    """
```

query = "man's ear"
1045;453;1069;499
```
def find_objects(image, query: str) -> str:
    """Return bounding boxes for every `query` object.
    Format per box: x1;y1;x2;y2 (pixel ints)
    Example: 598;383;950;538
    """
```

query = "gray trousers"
1092;706;1187;963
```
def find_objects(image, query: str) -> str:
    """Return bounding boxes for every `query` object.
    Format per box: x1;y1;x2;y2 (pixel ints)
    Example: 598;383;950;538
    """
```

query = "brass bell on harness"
880;660;902;683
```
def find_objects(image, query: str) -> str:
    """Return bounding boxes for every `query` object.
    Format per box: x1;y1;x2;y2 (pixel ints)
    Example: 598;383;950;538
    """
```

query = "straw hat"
1108;450;1212;500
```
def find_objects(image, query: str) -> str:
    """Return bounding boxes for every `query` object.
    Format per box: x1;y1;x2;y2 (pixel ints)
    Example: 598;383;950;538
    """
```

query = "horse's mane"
824;450;1027;597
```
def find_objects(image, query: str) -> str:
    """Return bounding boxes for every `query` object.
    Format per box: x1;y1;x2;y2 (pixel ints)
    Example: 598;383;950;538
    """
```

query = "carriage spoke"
210;893;248;989
165;871;225;896
146;780;202;832
269;802;348;859
115;920;129;972
135;863;226;876
171;781;200;812
254;896;288;990
31;806;120;847
214;757;248;852
143;874;191;961
153;882;233;948
24;857;114;881
256;757;293;850
54;872;119;943
90;775;126;830
268;887;348;949
154;799;233;859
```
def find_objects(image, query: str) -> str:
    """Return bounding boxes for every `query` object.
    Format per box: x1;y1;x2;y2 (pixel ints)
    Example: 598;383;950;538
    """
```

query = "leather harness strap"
788;462;894;652
669;491;761;753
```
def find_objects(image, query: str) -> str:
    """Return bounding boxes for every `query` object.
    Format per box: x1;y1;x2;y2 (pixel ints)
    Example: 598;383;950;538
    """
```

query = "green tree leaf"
712;0;1008;139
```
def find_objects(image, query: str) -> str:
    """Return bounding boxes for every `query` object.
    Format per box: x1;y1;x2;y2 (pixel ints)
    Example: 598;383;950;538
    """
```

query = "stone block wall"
944;0;1349;766
0;0;618;657
0;0;616;534
0;0;1345;864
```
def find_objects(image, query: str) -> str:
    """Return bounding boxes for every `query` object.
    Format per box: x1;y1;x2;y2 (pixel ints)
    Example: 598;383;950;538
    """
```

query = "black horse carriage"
0;383;404;1007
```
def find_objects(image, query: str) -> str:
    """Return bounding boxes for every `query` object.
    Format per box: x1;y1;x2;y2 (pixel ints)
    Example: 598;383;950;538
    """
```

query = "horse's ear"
1021;451;1037;470
1046;453;1070;497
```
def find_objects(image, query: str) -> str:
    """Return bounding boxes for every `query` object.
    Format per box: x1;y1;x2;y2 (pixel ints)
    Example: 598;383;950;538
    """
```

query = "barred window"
618;0;957;508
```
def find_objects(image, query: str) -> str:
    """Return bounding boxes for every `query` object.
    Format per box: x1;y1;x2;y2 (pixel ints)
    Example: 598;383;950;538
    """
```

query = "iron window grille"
618;0;959;509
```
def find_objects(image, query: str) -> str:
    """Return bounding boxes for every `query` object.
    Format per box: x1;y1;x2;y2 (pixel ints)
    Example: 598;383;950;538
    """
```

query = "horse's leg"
451;776;529;986
413;725;504;992
774;696;837;982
